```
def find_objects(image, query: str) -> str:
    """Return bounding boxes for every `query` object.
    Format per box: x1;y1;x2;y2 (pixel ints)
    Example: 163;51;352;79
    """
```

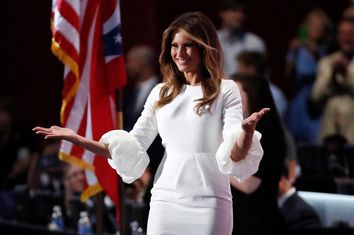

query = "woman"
231;74;287;235
34;12;268;235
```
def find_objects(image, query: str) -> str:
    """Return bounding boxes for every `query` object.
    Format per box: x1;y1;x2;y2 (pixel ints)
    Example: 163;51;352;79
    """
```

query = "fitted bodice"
156;85;224;155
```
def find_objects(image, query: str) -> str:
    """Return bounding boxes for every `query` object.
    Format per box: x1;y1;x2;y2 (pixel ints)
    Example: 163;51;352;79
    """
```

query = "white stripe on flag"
61;7;98;154
79;0;88;25
63;66;70;80
52;0;58;12
103;0;121;34
53;7;80;53
104;55;117;63
85;170;98;186
83;93;94;164
83;94;98;186
64;0;80;17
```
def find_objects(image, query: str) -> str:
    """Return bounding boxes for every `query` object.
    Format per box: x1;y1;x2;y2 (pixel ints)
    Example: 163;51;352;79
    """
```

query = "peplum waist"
150;152;232;208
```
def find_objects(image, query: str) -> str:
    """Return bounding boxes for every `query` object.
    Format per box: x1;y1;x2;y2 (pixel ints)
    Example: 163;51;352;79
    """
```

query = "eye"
171;43;178;49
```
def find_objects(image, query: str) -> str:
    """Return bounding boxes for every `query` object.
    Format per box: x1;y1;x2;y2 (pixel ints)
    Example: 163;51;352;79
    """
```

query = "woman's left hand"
242;108;270;135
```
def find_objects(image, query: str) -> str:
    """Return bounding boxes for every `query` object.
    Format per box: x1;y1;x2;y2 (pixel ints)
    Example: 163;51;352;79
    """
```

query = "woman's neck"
184;72;202;86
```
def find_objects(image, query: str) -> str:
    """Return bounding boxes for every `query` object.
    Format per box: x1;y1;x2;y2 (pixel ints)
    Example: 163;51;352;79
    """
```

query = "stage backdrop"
0;0;350;130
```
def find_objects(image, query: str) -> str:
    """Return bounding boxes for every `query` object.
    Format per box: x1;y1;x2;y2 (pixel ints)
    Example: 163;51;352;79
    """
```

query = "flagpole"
117;88;126;235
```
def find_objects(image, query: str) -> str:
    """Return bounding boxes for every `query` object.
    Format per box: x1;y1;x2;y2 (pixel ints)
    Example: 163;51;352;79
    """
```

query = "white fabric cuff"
216;124;263;182
100;130;150;184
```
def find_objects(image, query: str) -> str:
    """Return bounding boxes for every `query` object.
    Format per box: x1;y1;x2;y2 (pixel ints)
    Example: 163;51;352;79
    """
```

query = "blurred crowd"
0;1;353;234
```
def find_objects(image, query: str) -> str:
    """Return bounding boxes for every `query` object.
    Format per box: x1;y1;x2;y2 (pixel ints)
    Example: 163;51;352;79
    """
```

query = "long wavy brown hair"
156;12;224;115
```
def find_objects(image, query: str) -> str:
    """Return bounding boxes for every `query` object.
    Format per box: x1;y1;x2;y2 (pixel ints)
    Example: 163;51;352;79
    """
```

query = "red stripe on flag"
57;0;80;31
53;31;79;62
77;0;98;72
62;71;77;98
71;106;88;159
101;0;116;22
106;57;127;91
90;0;120;212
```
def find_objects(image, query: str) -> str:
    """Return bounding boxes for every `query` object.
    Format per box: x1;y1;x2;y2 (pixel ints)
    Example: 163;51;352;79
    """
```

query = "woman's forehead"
172;29;192;41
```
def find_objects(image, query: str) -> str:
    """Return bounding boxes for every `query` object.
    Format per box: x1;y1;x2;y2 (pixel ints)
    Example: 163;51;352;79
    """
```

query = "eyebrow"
171;41;195;46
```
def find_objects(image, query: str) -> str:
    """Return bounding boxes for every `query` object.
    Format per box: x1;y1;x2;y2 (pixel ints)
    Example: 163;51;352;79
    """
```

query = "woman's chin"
177;66;194;73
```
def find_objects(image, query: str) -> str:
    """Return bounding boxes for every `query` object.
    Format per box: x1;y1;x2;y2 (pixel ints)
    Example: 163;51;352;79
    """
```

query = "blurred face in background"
306;14;327;41
342;6;354;21
237;62;258;76
337;21;354;53
66;166;85;193
220;9;245;31
126;50;145;82
0;110;12;133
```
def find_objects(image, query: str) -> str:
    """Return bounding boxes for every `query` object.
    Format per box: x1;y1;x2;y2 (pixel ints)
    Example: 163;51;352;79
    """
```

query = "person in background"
285;133;299;185
26;140;66;225
235;51;299;183
285;9;332;143
124;45;161;131
342;3;354;22
236;51;288;120
0;97;37;190
231;74;287;235
0;97;38;220
322;134;353;179
278;161;322;230
64;165;117;233
309;19;354;144
217;0;266;76
63;165;87;230
123;45;165;231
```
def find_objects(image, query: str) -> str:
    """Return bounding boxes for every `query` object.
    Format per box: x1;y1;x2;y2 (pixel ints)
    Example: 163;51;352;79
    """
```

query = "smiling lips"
176;58;191;66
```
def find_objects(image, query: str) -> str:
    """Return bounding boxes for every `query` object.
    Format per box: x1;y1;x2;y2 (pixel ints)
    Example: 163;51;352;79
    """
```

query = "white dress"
100;79;264;235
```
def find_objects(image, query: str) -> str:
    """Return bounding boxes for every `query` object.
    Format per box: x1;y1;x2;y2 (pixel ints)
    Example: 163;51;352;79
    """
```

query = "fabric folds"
216;124;263;182
100;130;149;183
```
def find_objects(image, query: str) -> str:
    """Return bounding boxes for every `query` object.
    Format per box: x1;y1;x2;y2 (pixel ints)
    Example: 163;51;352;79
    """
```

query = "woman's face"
170;29;202;74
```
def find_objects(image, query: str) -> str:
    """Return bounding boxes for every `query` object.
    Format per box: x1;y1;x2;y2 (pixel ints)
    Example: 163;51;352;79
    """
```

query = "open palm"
33;126;78;143
242;108;270;134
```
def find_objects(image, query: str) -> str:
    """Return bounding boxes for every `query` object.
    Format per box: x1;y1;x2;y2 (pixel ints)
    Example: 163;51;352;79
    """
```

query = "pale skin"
34;29;269;164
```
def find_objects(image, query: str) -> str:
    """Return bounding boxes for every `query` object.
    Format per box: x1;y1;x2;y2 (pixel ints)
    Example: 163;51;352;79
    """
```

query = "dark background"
0;0;350;130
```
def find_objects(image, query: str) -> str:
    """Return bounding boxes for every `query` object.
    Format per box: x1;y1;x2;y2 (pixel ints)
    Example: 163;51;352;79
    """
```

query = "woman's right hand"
33;126;111;158
241;108;270;135
33;126;78;144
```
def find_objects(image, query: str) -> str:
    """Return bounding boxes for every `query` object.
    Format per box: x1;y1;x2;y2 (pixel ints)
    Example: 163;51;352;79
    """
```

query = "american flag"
51;0;126;218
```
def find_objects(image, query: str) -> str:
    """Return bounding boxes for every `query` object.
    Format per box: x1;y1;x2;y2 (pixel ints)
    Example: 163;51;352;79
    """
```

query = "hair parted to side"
156;12;225;115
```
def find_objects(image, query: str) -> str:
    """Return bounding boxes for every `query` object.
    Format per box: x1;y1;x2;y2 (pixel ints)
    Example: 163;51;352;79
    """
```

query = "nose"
176;47;186;58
